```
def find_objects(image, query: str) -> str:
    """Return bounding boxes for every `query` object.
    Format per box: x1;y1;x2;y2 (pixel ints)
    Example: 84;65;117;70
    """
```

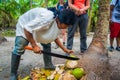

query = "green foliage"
48;0;58;7
0;0;59;30
0;0;100;33
92;0;98;22
2;30;15;37
89;0;99;32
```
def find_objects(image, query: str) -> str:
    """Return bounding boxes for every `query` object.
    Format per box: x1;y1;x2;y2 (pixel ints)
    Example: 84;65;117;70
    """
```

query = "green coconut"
71;68;85;79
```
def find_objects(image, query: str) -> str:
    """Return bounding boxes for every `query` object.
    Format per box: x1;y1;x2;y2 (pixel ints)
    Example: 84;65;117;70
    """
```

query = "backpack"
57;2;68;10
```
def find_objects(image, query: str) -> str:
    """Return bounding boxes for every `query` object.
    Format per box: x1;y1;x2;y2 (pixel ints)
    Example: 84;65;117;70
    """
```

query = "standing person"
55;0;68;48
10;7;75;80
108;0;120;52
67;0;90;54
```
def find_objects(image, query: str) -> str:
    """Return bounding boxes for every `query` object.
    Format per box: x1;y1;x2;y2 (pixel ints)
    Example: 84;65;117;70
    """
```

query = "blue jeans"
12;36;29;55
67;13;88;52
12;36;51;55
12;36;53;69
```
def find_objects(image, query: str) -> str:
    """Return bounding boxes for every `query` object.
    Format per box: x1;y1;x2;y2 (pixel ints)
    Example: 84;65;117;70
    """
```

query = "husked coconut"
66;60;78;69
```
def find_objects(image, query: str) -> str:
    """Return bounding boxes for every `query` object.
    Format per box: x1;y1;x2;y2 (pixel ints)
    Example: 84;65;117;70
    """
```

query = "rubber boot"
42;43;55;70
10;54;21;80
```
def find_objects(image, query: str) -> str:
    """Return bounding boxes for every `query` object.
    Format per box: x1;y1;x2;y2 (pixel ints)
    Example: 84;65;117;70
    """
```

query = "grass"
2;29;15;37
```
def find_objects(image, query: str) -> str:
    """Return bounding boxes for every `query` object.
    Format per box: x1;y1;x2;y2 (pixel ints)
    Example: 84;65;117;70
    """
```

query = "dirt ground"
0;33;120;80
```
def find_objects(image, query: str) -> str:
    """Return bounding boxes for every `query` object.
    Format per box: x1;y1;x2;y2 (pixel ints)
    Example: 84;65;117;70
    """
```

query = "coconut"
71;68;85;79
65;54;78;69
66;60;78;69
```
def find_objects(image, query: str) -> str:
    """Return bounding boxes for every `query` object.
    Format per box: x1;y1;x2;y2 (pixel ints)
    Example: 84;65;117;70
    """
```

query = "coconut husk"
60;72;77;80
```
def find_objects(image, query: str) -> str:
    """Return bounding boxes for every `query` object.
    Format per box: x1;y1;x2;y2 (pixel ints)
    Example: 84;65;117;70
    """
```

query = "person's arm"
68;0;90;15
110;5;114;22
68;0;80;15
81;0;90;11
68;0;80;12
78;0;90;15
24;29;41;54
54;38;73;54
55;3;59;10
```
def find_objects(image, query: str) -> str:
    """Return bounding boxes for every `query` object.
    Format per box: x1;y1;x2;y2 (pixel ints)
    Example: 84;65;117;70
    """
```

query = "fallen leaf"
0;68;3;72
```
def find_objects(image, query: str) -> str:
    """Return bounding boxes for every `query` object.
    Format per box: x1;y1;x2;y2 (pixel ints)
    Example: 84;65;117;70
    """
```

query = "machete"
25;46;79;60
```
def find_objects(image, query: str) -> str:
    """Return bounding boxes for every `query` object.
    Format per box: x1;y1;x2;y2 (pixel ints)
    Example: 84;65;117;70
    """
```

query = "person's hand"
78;9;86;15
63;48;74;54
109;19;113;24
75;8;80;15
32;45;41;54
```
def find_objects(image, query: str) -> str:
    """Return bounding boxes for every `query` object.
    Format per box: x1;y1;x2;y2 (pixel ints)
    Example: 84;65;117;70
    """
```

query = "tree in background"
87;0;98;32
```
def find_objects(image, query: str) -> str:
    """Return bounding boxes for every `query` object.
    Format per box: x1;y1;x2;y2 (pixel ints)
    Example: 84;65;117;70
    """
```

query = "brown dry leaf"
80;75;87;80
0;68;3;72
61;72;77;80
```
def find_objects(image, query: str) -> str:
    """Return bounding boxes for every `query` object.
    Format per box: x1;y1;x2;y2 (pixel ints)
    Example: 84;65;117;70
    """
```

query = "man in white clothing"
10;7;75;80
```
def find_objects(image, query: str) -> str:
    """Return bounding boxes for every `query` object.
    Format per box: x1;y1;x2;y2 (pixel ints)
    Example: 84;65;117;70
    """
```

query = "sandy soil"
0;34;120;80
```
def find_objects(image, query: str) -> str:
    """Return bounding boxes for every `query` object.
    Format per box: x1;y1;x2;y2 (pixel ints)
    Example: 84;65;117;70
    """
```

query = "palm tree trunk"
78;0;111;80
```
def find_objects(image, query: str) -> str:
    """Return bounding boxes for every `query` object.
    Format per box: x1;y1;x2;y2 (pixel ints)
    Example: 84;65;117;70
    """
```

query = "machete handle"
24;46;33;50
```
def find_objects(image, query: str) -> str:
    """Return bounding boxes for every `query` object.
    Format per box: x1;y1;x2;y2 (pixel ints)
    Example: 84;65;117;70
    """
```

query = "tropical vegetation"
0;0;99;35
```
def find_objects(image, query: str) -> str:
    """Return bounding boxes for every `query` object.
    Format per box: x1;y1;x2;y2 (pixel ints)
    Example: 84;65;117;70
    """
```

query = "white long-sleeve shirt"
16;7;60;44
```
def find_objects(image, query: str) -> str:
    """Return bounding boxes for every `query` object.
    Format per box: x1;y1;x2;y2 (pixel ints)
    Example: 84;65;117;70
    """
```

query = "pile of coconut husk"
20;56;86;80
